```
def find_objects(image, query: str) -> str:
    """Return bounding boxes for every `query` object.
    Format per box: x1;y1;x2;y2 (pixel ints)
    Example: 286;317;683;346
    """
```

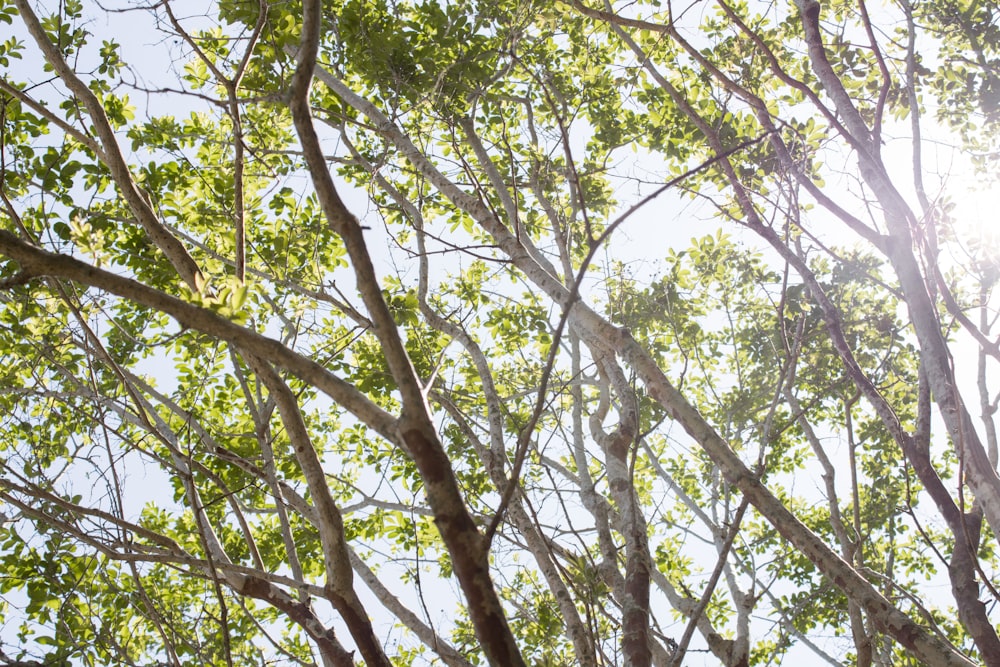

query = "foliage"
0;0;999;666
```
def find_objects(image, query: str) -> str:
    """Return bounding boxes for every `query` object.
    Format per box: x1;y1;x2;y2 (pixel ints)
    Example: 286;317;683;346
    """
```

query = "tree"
1;0;999;665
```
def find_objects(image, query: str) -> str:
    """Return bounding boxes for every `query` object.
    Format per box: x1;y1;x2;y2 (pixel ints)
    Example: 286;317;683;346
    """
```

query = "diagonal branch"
14;0;203;290
287;4;527;665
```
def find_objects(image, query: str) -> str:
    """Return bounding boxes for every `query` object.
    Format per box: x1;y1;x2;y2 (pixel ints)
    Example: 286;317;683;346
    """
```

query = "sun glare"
952;177;1000;267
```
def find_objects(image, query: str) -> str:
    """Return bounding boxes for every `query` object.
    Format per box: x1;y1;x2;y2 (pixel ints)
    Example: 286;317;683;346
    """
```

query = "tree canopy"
1;0;1000;665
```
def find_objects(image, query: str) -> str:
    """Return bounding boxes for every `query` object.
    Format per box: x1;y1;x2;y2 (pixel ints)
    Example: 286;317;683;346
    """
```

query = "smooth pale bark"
615;331;974;667
792;0;1000;548
589;359;651;667
296;54;979;664
2;3;987;663
0;230;399;442
413;241;600;665
250;359;391;667
0;228;484;665
602;1;1000;657
287;3;527;665
250;463;477;667
2;137;972;667
14;0;203;291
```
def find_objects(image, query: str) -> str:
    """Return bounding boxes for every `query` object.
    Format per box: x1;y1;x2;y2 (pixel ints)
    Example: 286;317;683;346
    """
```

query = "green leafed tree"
2;0;1000;665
